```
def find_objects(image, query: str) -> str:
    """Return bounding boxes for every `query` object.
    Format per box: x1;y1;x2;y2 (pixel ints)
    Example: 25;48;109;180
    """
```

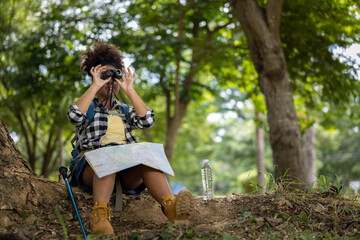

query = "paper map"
84;142;174;178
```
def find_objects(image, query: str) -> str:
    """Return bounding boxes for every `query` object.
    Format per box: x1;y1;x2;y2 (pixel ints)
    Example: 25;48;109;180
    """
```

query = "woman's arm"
75;84;99;114
126;106;155;129
125;89;148;116
75;65;111;113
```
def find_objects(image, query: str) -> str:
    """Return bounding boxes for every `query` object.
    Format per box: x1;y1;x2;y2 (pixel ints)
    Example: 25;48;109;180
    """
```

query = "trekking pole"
59;166;87;239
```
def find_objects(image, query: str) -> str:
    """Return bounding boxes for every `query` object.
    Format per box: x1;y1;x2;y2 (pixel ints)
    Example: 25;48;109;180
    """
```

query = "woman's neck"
96;96;113;110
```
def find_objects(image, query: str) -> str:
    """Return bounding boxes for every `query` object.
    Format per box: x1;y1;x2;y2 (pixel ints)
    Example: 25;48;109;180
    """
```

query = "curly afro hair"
80;42;125;76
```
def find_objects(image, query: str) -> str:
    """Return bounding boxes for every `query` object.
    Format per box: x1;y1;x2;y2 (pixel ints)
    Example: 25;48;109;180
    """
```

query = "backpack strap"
119;103;130;120
108;102;130;120
86;101;96;126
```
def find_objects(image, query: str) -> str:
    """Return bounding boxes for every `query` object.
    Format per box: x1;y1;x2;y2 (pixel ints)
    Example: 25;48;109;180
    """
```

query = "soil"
1;185;360;240
1;121;360;240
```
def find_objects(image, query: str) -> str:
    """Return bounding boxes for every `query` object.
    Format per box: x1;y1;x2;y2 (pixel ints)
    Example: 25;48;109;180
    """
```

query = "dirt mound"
2;185;360;239
1;120;359;239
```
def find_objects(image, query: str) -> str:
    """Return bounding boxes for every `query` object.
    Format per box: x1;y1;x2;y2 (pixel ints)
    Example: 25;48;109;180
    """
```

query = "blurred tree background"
1;0;359;196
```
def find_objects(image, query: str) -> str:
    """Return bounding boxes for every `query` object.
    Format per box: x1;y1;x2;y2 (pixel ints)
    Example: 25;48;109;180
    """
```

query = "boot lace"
92;205;111;221
162;196;174;206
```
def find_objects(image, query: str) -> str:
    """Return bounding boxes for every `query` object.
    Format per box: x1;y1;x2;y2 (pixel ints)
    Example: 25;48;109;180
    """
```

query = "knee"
105;173;117;180
94;172;116;182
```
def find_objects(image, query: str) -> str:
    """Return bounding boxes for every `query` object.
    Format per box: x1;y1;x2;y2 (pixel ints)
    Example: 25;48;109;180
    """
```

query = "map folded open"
84;142;174;178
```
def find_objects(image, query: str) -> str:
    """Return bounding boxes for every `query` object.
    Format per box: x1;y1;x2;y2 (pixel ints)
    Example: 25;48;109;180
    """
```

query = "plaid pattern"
67;98;155;152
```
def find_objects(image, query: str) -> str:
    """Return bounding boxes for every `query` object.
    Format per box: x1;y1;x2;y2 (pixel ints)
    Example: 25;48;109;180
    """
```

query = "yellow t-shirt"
100;113;127;145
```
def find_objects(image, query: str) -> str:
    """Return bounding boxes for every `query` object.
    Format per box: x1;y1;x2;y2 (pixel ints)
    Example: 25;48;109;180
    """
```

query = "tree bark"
0;120;64;219
0;120;93;238
231;0;309;187
255;111;266;194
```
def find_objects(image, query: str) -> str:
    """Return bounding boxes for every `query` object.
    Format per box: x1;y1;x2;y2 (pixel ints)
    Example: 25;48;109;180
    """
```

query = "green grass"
55;206;69;240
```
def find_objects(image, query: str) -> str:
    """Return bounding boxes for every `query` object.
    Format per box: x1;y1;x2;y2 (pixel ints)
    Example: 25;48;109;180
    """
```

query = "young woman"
67;42;194;236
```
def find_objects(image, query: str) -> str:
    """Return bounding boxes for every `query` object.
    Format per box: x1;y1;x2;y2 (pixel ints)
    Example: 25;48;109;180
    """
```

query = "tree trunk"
163;2;191;162
164;101;189;161
41;125;56;177
58;126;64;166
158;2;228;163
255;111;266;194
143;129;154;142
0;120;93;238
0;120;66;228
231;0;309;187
304;126;317;186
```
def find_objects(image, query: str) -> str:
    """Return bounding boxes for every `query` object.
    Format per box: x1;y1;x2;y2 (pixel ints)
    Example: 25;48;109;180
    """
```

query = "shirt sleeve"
127;106;155;130
67;103;87;127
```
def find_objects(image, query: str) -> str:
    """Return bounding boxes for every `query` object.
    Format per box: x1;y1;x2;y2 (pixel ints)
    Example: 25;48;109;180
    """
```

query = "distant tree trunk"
13;107;37;171
143;129;154;142
41;124;56;177
146;2;229;163
58;126;64;166
164;3;192;162
255;111;266;194
304;126;316;186
164;99;190;160
231;0;309;187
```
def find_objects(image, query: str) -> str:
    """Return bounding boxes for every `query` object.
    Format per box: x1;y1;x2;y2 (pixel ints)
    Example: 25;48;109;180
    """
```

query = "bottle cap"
202;159;209;163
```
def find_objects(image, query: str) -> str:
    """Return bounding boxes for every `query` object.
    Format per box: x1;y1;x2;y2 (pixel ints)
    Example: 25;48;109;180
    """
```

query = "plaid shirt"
67;98;155;152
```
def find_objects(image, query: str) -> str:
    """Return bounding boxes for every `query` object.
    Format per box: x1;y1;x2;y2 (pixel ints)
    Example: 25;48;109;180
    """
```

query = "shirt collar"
93;98;118;109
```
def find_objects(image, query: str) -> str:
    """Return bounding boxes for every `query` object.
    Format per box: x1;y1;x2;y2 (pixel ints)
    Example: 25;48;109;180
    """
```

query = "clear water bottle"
201;159;214;200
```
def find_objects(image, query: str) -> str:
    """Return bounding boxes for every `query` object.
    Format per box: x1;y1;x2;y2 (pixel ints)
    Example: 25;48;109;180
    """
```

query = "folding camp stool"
114;174;123;211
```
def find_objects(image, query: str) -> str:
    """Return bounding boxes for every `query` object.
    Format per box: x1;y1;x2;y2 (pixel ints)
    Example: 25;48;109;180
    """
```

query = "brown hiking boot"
90;200;114;236
162;189;194;224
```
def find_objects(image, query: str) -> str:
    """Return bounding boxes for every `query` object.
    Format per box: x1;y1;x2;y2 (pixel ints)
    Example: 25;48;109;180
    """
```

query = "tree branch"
205;22;232;43
63;130;74;146
18;104;34;137
13;110;34;169
158;74;171;123
183;6;204;95
174;2;185;117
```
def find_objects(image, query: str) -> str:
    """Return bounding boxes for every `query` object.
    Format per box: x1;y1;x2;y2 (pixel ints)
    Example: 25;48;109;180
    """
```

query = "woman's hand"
75;64;111;113
90;64;111;90
115;67;136;95
115;67;147;115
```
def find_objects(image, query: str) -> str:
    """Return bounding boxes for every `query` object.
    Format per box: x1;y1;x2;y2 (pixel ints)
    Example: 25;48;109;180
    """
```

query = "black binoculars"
101;69;122;80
